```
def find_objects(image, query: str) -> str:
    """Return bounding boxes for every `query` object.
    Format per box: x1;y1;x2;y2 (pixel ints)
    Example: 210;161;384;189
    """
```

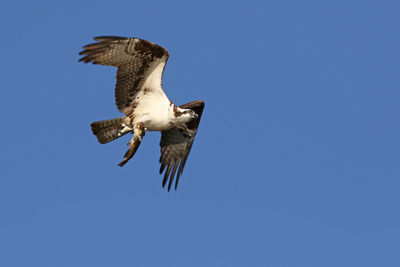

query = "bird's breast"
132;101;175;131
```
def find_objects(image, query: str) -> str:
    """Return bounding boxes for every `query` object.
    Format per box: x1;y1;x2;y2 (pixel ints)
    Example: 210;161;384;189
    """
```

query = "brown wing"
79;36;169;114
159;100;205;191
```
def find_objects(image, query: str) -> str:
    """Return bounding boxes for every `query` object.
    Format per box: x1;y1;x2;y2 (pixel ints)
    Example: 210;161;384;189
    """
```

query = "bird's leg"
133;123;145;142
119;123;133;135
118;122;145;167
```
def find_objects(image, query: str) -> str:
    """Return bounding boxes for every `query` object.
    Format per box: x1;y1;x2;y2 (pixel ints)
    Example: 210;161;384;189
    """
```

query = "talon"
120;123;133;134
119;122;146;166
133;122;145;139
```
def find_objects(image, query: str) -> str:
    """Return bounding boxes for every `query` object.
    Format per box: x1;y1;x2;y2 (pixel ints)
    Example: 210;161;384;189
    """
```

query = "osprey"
79;36;205;191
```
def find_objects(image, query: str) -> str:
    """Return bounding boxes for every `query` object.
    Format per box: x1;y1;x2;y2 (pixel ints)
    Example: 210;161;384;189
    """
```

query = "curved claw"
118;122;146;167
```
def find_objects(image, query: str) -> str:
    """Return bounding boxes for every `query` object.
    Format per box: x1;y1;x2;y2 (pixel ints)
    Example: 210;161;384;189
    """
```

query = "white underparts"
130;57;176;131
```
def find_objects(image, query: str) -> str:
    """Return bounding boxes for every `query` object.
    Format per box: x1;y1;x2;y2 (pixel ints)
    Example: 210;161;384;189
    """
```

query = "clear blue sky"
1;1;399;266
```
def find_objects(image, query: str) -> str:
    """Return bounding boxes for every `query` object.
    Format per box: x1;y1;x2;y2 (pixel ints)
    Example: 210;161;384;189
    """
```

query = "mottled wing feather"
79;36;169;114
159;100;205;191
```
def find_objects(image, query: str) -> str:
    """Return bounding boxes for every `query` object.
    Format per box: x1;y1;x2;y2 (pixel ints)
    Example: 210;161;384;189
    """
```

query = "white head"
173;107;198;124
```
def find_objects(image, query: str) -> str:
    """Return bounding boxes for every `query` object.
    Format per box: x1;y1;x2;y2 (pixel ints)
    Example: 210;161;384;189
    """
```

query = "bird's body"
79;36;204;190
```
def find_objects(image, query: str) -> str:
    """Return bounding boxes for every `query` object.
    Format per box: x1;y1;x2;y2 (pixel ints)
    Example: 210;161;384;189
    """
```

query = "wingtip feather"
94;36;127;42
168;161;179;191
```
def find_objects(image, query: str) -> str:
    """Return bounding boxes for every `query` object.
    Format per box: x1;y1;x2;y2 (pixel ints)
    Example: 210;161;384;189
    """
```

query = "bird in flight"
79;36;205;191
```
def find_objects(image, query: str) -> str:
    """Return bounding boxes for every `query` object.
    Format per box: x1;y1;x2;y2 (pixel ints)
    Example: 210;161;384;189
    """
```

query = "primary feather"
79;36;205;191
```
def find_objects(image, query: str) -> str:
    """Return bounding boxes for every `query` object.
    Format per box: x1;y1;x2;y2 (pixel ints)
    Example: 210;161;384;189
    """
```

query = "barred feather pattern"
159;100;205;191
79;36;169;114
90;117;129;144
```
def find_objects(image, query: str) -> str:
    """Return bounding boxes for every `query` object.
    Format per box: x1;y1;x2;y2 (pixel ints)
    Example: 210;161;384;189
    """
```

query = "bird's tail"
90;117;130;144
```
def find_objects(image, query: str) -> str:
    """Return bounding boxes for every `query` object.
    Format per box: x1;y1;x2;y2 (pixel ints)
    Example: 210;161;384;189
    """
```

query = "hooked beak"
191;113;198;119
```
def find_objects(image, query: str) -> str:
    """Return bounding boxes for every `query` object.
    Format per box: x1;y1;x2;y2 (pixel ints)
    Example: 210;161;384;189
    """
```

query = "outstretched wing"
159;100;205;191
79;36;169;114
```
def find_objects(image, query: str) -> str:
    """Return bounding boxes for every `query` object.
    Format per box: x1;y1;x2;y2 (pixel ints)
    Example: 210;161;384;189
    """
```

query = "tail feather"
90;117;129;144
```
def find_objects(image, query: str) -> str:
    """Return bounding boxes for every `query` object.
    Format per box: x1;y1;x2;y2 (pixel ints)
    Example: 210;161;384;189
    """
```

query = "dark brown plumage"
90;117;128;144
79;36;169;114
159;100;205;191
80;36;204;191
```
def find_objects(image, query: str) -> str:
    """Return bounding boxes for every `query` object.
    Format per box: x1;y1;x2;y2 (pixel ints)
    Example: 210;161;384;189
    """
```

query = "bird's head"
174;107;198;124
187;109;199;119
